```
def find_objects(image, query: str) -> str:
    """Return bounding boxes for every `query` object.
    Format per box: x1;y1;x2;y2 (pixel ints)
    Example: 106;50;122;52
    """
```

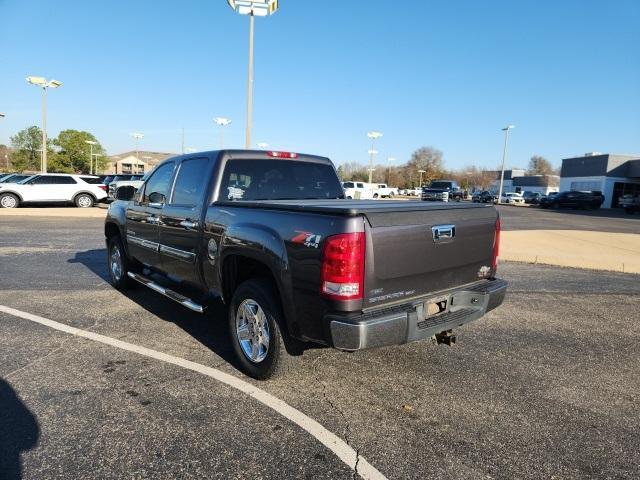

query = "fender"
218;222;297;336
0;189;24;202
104;202;134;260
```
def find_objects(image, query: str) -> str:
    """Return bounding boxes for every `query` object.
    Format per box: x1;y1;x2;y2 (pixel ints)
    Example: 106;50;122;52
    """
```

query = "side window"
56;176;77;184
171;158;209;206
142;162;175;204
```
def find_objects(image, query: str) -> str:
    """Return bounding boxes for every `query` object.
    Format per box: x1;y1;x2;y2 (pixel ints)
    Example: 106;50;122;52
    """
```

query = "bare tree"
527;155;554;175
407;146;444;186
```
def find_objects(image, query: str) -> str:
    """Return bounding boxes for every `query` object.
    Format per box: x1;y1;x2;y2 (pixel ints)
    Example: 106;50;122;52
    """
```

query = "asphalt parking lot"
1;214;639;479
497;204;639;233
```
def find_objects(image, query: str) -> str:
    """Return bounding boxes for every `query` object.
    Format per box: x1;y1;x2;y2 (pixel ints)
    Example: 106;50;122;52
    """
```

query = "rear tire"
228;278;298;380
0;193;19;208
107;236;134;290
75;193;95;208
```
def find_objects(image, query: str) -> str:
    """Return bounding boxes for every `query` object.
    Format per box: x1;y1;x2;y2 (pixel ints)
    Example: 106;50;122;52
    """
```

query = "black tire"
388;192;394;198
0;192;20;208
373;193;379;199
551;202;560;210
228;278;298;380
75;193;95;208
107;236;135;290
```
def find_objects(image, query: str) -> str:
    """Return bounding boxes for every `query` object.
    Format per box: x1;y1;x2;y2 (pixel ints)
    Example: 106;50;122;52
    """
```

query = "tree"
9;126;46;172
52;130;107;174
407;146;444;186
527;155;554;176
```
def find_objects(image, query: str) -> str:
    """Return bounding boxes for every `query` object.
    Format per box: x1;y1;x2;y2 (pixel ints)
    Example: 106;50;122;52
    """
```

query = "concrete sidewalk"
501;230;640;274
0;207;107;218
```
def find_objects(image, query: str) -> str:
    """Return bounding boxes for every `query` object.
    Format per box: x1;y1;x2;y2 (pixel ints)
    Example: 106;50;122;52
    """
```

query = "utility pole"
497;125;515;204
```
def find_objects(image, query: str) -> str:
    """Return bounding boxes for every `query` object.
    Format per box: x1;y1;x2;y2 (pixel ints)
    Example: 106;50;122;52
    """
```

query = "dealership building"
560;153;640;208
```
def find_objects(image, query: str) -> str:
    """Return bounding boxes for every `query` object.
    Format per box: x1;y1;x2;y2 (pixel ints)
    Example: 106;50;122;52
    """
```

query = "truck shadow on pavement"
0;378;40;480
70;249;246;372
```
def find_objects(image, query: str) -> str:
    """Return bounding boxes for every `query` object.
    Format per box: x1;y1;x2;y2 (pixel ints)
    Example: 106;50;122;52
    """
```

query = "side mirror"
148;191;166;207
115;185;136;201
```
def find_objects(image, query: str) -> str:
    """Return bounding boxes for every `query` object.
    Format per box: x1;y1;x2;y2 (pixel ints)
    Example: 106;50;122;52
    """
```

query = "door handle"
179;220;198;230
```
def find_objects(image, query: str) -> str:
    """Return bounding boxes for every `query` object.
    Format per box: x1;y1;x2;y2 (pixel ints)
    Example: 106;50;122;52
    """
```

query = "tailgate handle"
432;224;455;243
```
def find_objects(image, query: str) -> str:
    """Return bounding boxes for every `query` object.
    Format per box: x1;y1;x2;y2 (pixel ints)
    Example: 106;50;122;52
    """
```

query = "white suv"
0;173;108;208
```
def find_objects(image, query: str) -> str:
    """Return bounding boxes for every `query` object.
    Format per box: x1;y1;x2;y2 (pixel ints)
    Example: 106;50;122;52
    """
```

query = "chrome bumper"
329;279;507;351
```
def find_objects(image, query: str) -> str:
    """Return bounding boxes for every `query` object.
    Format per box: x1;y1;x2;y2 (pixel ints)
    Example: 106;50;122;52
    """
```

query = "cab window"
170;158;209;206
142;162;175;204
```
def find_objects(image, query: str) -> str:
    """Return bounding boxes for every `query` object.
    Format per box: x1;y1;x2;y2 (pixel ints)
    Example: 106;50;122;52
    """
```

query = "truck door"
158;157;212;286
125;161;176;267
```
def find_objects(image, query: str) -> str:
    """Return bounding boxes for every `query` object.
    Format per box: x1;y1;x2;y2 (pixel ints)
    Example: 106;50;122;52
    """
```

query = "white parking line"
0;304;387;480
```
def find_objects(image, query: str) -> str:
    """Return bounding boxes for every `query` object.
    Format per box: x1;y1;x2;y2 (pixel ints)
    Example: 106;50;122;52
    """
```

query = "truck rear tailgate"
363;205;498;309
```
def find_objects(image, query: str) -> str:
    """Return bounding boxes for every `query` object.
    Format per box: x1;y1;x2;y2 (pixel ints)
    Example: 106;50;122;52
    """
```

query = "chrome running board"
127;272;204;313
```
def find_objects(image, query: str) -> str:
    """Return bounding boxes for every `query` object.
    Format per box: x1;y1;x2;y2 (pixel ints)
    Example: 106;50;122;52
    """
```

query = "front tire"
107;236;134;290
0;193;19;208
229;278;297;380
75;193;95;208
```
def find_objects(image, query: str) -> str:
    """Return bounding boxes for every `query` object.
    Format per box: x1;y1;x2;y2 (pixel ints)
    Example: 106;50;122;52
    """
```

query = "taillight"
492;217;501;272
321;232;365;300
98;185;107;192
267;151;298;159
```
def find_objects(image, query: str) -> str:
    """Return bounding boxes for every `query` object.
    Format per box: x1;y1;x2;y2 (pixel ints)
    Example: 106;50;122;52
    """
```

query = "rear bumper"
327;278;507;351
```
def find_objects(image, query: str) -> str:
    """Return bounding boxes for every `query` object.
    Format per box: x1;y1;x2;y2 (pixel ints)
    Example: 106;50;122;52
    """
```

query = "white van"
342;181;375;199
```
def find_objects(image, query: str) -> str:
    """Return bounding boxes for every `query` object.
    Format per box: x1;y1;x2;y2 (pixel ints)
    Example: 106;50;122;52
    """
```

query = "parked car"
400;187;422;196
421;180;463;202
499;192;525;205
472;191;496;203
539;191;604;210
105;150;507;379
108;174;145;199
0;173;108;208
373;184;398;198
522;191;543;204
618;194;639;214
0;173;32;184
342;181;374;199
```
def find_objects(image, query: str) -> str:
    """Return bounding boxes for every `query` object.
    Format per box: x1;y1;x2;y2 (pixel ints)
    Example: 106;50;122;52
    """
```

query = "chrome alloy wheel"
110;244;123;282
0;195;17;208
77;194;92;208
235;299;270;363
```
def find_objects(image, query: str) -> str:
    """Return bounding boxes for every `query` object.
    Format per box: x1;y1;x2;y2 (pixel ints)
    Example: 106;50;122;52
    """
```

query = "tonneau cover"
216;199;491;217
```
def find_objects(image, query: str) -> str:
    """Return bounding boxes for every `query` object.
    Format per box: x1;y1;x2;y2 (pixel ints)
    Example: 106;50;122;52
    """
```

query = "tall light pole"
0;113;7;170
367;131;383;184
26;76;62;173
386;157;396;185
213;117;232;148
227;0;279;148
85;140;97;174
130;132;144;161
418;169;426;188
497;125;515;204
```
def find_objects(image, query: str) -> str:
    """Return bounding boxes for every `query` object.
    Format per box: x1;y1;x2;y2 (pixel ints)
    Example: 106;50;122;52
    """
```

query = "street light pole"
246;13;255;148
26;76;62;173
130;132;144;162
418;169;426;189
85;140;97;174
497;125;515;204
213;117;232;148
227;1;278;149
367;131;383;184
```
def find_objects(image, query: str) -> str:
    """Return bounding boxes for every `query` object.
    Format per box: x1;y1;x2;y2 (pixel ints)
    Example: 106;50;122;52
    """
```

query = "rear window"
220;159;344;201
80;176;103;184
343;182;355;188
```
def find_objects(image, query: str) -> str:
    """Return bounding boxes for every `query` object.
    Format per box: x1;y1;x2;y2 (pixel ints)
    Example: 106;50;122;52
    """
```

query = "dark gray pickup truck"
105;150;506;379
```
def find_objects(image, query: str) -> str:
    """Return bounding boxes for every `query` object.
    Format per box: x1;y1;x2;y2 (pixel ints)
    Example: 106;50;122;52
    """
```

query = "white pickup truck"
373;183;398;198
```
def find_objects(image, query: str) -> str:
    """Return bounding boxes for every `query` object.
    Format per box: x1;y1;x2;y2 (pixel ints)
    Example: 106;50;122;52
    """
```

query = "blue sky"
1;0;638;170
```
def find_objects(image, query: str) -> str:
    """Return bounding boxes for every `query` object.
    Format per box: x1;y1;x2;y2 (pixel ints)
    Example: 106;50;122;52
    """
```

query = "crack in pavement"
312;353;361;479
